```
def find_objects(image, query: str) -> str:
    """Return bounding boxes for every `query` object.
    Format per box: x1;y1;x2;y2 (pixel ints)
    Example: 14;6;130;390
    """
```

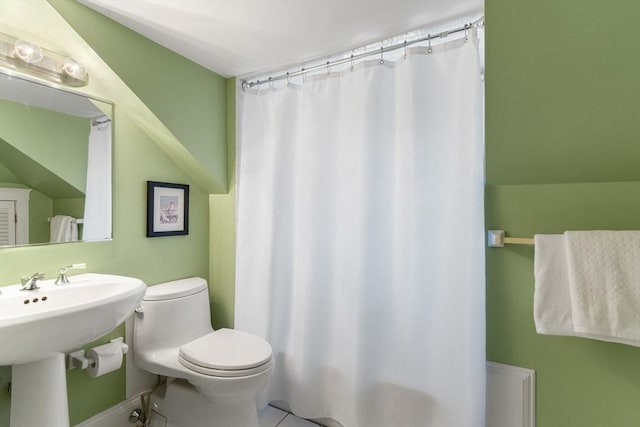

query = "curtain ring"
326;61;331;76
428;34;432;54
403;40;408;60
350;54;355;72
286;72;291;87
301;67;306;83
268;77;274;90
379;45;384;64
464;24;469;43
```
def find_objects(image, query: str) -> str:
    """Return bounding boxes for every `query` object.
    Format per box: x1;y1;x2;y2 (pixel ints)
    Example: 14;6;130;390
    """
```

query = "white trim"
74;390;151;427
0;200;16;245
0;187;31;245
487;362;536;427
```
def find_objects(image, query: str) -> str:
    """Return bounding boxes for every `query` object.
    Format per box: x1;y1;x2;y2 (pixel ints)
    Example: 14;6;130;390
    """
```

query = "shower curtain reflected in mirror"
82;118;112;241
236;28;485;427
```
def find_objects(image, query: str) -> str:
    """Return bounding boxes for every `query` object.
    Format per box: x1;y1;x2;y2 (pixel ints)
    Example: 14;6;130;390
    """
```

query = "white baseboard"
74;390;151;427
487;362;536;427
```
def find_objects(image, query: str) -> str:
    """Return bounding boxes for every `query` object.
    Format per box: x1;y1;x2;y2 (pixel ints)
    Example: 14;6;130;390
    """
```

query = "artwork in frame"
146;181;189;237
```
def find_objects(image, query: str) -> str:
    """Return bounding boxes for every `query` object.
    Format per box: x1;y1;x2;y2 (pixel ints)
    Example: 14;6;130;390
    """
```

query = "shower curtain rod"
242;17;484;91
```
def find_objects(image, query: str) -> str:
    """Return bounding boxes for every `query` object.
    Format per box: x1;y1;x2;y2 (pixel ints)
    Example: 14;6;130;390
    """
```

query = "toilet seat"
179;328;273;378
179;356;273;377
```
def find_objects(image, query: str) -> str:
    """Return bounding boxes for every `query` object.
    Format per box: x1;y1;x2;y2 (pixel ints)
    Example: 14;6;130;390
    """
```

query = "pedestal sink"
0;273;146;427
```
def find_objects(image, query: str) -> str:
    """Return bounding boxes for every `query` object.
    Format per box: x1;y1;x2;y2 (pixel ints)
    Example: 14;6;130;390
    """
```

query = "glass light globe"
61;57;88;81
14;40;43;64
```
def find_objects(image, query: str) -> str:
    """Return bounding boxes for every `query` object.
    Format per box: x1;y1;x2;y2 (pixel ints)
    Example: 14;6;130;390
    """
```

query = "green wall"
486;1;640;425
0;165;18;183
209;77;237;330
29;189;54;244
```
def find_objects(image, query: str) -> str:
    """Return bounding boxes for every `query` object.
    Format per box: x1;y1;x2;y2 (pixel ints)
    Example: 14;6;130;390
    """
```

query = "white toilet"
133;277;273;427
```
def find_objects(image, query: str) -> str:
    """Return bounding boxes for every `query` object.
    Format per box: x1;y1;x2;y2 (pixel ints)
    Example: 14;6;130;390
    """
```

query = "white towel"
534;231;640;347
50;215;79;243
565;231;640;343
533;234;576;336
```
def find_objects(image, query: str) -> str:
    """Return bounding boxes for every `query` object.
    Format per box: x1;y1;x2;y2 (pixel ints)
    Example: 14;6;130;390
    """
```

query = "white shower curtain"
83;118;112;241
236;28;485;427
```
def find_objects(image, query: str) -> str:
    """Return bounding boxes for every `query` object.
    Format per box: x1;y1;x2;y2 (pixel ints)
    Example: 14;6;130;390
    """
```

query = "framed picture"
146;181;189;237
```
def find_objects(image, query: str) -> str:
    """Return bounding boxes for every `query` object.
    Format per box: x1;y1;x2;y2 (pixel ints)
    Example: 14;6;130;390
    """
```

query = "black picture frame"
146;181;189;237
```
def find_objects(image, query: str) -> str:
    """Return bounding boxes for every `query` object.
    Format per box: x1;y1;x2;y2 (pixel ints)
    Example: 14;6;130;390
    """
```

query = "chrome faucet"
21;272;45;290
55;263;86;285
55;269;70;285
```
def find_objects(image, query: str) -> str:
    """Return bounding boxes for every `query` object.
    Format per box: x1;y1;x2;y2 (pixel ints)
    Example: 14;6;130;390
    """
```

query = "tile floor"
259;405;322;427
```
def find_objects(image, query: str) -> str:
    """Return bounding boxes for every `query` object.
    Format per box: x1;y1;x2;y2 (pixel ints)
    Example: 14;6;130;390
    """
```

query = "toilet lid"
179;328;272;371
144;277;207;301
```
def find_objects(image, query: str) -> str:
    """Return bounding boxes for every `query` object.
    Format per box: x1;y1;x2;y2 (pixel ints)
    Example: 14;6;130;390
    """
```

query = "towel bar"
47;217;84;224
488;230;534;247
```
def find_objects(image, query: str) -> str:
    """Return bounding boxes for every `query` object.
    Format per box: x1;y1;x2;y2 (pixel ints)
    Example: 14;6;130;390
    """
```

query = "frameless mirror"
0;71;113;247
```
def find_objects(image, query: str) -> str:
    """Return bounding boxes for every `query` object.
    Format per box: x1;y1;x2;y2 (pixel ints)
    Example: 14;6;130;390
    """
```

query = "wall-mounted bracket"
488;230;535;247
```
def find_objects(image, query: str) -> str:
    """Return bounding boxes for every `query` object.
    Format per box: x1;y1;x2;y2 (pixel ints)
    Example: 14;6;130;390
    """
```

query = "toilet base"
148;379;260;427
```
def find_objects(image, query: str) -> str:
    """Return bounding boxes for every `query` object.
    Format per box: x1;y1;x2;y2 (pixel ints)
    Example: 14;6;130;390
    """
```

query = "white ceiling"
77;0;482;79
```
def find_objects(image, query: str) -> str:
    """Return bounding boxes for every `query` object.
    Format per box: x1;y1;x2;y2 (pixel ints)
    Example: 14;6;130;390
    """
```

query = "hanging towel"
50;215;79;243
533;234;576;336
565;230;640;343
534;231;640;347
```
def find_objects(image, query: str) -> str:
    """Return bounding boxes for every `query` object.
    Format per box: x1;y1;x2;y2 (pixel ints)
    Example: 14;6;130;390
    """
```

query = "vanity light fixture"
0;31;88;87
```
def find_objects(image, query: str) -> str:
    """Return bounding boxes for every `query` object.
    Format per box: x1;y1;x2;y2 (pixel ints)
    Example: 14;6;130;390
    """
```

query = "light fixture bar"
0;31;88;87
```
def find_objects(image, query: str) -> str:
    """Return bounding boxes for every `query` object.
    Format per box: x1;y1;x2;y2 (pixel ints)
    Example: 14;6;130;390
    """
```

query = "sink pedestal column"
11;353;69;427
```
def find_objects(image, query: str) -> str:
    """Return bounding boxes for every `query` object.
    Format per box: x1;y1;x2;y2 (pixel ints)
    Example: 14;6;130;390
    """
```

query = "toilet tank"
134;277;214;353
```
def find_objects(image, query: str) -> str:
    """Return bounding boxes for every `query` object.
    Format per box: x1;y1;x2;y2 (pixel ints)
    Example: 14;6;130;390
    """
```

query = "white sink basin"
0;273;146;366
0;273;146;427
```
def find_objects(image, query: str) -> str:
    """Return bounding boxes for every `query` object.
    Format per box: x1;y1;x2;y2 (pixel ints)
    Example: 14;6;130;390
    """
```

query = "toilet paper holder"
68;337;128;370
